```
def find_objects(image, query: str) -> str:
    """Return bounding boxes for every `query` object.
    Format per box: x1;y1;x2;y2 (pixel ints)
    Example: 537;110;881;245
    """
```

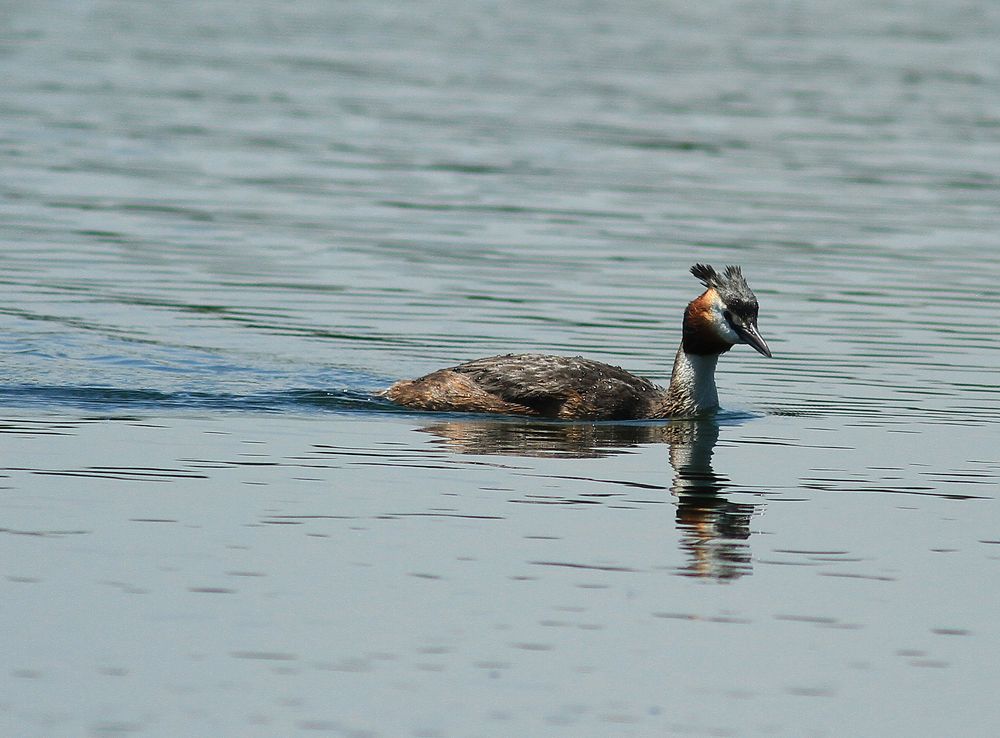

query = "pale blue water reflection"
2;413;997;736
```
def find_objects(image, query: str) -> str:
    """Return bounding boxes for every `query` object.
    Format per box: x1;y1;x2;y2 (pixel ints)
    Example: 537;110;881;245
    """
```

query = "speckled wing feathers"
451;354;661;419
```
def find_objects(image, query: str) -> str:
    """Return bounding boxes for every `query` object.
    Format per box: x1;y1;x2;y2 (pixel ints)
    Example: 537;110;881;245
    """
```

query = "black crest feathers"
690;264;747;290
690;263;719;287
689;263;758;317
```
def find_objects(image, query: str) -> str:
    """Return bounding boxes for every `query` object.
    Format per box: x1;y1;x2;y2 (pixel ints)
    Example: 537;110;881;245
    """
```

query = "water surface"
2;1;1000;736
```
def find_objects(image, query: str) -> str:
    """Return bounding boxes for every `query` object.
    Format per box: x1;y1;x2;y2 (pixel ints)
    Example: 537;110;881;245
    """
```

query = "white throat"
666;346;720;417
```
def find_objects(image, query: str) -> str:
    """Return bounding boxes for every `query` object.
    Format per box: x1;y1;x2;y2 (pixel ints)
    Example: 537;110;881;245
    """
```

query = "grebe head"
684;264;772;357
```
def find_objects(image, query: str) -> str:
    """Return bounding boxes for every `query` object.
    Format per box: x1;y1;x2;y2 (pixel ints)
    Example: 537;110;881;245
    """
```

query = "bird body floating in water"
383;264;771;420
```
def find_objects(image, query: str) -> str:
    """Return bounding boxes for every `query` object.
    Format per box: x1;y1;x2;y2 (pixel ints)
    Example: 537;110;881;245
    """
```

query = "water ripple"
0;385;389;414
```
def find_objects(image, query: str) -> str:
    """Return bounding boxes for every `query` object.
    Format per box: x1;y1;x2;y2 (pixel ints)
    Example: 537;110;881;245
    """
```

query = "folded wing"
452;354;660;419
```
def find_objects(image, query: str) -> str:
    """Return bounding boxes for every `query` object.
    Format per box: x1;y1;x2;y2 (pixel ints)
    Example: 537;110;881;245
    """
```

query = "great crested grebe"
383;264;771;420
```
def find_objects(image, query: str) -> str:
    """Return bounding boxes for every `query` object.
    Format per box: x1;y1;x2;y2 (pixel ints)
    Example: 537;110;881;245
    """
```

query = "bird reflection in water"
666;420;754;580
414;417;758;580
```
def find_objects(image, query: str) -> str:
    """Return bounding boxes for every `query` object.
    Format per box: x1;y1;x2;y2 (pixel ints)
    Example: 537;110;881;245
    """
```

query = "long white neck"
660;345;720;417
